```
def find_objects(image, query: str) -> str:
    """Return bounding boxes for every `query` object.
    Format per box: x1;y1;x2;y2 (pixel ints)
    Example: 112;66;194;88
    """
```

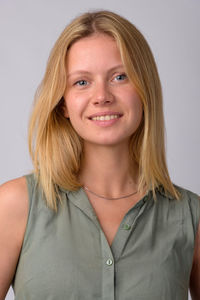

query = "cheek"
127;93;143;117
136;100;143;119
128;98;143;130
65;99;88;134
64;96;82;119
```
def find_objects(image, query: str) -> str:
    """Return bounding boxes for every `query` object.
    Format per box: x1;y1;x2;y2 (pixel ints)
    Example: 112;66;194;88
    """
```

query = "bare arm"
0;177;28;300
189;197;200;300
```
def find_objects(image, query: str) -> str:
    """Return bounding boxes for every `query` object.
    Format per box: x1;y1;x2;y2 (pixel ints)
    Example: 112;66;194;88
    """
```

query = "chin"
84;137;130;147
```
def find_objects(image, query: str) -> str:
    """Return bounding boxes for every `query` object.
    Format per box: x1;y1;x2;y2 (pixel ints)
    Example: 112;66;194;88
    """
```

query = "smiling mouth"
90;114;122;121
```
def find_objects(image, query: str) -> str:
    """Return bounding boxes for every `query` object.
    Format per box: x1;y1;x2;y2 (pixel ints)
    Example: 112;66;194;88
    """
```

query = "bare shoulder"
0;176;28;213
0;175;27;194
0;176;29;299
0;176;29;247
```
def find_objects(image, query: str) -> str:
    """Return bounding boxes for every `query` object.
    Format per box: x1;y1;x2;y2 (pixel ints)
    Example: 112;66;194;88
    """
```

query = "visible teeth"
91;115;119;121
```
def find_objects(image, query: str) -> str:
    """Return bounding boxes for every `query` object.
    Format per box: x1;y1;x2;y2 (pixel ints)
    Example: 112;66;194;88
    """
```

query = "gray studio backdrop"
0;0;199;299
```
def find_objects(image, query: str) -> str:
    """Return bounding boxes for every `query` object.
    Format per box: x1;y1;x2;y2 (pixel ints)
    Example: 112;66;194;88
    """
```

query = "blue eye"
74;80;88;86
115;74;127;81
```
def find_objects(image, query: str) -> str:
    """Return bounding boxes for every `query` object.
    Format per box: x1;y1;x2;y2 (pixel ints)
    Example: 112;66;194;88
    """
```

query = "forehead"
69;33;117;51
66;34;123;72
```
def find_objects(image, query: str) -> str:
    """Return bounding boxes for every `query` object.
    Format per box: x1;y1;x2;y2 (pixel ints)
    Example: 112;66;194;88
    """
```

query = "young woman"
0;10;199;300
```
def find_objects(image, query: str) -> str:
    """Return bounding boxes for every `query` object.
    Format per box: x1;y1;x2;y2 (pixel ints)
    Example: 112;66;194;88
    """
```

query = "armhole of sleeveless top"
196;195;200;234
19;173;35;252
187;190;200;238
194;194;200;237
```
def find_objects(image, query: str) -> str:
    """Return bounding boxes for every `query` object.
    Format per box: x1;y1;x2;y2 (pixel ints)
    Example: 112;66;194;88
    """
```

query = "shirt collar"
154;185;174;200
59;183;174;209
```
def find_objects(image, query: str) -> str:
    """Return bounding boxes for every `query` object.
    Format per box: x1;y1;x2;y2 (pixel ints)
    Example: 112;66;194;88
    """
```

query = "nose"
92;81;114;105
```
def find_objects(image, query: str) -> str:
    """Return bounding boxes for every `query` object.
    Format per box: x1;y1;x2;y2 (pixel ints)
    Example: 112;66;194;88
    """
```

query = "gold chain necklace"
83;186;138;200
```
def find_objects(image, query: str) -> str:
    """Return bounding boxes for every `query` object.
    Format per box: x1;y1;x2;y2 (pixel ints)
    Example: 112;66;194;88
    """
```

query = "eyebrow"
67;64;125;78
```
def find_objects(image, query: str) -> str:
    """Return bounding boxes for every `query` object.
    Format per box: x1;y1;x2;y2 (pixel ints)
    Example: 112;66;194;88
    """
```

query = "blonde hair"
28;10;180;211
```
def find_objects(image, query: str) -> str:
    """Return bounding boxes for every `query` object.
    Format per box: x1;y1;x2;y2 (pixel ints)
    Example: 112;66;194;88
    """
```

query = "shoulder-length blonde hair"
28;10;180;211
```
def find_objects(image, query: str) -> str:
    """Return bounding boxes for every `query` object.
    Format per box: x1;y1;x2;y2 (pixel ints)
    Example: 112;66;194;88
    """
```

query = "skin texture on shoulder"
0;176;29;300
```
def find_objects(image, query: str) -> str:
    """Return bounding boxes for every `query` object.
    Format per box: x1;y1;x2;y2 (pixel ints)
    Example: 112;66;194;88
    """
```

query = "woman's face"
64;33;143;147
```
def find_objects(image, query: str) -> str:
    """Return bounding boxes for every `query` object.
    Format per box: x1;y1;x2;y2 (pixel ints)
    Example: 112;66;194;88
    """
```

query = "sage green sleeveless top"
12;173;200;300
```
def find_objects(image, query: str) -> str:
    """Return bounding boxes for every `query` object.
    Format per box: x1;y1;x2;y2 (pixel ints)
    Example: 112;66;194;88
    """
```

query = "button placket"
106;258;113;266
111;199;148;261
100;231;115;300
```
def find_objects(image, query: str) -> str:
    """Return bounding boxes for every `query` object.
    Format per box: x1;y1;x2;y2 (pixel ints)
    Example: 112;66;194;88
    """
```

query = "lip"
88;111;123;119
88;112;123;128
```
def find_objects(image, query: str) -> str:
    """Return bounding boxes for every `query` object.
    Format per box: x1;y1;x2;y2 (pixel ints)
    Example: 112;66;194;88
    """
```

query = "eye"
114;73;127;81
74;80;88;86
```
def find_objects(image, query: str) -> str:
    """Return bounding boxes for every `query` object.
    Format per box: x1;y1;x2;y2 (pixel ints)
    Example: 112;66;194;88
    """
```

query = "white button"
106;259;113;266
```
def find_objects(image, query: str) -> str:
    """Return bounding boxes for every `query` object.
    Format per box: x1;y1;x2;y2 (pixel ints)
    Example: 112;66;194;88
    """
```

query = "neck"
79;142;139;198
